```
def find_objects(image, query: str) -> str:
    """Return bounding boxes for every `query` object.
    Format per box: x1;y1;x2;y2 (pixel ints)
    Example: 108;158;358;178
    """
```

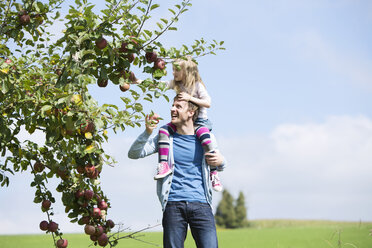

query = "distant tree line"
215;190;249;228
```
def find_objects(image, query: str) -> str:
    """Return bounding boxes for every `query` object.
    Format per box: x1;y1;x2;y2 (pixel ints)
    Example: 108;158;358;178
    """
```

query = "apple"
106;219;115;229
98;79;108;87
96;37;107;50
90;235;98;241
42;200;51;210
127;53;135;63
84;224;96;235
98;200;108;210
40;220;49;231
19;14;31;25
87;169;99;179
55;69;62;76
154;58;165;70
119;42;128;53
57;168;69;180
84;190;94;201
95;225;104;236
5;59;12;64
97;233;108;247
75;190;84;199
81;120;95;134
34;162;45;173
56;239;68;248
119;83;130;92
84;164;95;175
76;165;85;174
78;216;90;225
145;51;158;63
147;113;160;125
48;221;59;232
130;36;138;46
92;207;101;219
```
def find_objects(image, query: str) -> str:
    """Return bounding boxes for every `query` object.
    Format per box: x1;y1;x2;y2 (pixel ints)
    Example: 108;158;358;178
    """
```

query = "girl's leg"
155;123;176;180
195;125;223;192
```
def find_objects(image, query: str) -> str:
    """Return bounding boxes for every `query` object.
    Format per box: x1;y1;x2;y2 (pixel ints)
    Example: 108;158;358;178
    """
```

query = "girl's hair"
170;56;205;96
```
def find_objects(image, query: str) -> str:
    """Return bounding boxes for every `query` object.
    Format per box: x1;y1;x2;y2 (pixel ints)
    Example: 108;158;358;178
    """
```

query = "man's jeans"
162;201;218;248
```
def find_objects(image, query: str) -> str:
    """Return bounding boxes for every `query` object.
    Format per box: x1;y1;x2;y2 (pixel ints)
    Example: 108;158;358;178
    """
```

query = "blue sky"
1;0;372;234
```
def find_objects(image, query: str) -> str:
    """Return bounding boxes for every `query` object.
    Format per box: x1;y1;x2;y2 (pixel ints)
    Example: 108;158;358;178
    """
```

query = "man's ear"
187;109;195;119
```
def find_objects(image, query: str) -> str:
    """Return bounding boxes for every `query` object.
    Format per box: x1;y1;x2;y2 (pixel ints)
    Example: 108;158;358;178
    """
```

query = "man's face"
170;99;193;126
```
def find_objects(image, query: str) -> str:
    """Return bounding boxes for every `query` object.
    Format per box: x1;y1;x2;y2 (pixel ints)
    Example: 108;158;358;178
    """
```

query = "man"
128;96;226;248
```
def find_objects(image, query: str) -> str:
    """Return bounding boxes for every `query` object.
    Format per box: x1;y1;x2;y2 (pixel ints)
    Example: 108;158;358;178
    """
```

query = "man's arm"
205;134;226;171
127;130;159;159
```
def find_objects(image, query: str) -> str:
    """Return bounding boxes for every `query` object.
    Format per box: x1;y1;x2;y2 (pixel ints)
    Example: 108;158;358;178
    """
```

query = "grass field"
1;220;371;248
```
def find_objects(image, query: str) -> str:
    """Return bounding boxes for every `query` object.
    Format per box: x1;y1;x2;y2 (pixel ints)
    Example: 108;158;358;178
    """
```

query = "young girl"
154;56;223;192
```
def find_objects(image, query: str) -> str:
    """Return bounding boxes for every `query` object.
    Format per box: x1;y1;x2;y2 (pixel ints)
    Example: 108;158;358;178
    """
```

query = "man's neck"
175;122;195;135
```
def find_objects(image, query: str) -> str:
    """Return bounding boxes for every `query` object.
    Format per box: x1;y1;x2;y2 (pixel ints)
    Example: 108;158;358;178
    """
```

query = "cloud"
217;115;372;221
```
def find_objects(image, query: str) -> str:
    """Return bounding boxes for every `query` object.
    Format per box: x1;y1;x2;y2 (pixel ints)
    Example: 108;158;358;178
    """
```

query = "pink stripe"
167;123;177;132
159;130;169;136
196;127;209;136
201;140;212;146
159;148;169;156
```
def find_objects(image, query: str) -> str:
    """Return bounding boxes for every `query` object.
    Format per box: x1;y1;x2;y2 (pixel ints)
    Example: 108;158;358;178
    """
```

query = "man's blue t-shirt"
168;132;207;203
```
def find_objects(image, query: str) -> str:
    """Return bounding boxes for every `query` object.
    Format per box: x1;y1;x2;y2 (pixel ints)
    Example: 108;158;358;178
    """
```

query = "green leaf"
150;4;160;11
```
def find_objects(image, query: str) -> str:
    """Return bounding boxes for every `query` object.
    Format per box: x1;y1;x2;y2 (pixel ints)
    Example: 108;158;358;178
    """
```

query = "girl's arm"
178;83;211;108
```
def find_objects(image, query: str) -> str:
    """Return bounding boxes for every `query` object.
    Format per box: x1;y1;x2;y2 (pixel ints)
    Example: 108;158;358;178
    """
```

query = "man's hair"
174;95;199;121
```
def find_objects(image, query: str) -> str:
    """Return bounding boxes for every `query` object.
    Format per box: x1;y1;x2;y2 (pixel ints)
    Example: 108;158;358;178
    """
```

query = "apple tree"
0;0;224;247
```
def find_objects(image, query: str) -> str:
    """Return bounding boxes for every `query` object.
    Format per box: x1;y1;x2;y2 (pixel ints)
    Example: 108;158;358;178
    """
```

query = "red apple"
154;58;165;70
56;239;68;248
19;14;31;25
98;233;108;247
148;113;160;125
90;235;98;241
92;207;101;219
127;53;135;63
48;221;58;232
106;219;115;229
119;42;128;53
95;225;104;236
84;164;95;175
79;216;90;225
84;224;96;235
96;37;107;50
42;200;51;210
87;169;99;179
98;201;108;210
75;190;84;199
34;162;45;173
55;69;62;76
145;51;158;63
40;220;49;231
81;120;95;134
119;83;130;92
98;79;108;87
84;190;94;201
76;165;85;174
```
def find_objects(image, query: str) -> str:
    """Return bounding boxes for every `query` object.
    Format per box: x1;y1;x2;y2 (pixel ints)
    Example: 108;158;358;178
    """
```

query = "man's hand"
145;113;159;134
205;150;224;167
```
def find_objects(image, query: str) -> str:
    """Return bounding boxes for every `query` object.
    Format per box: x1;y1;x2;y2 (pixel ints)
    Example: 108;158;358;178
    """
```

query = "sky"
1;0;372;234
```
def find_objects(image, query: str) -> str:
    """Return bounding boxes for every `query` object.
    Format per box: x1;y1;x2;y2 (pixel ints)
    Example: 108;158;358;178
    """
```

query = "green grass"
1;220;371;248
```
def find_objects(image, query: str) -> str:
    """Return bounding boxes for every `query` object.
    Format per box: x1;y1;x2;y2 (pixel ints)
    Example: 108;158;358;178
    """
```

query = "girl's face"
173;66;184;82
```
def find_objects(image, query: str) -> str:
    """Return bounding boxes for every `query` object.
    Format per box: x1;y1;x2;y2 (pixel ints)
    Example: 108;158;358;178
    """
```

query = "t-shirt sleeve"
196;83;211;105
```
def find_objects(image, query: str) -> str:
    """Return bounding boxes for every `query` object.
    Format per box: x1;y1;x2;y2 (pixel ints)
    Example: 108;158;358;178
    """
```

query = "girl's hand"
178;92;192;102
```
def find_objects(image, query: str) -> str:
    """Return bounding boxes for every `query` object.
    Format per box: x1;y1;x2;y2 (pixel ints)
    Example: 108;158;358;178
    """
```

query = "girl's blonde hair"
171;56;205;96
